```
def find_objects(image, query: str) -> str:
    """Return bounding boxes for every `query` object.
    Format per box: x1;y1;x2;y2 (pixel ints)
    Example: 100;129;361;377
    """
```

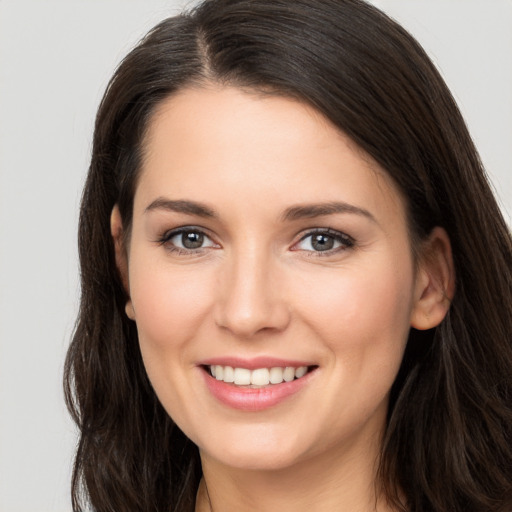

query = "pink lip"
199;363;317;412
199;356;314;370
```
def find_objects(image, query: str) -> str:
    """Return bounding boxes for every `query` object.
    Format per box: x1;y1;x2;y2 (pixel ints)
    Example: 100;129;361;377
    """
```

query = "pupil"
182;232;204;249
312;234;334;251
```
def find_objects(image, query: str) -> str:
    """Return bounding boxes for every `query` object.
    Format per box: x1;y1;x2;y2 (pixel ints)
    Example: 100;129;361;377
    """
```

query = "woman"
64;0;512;510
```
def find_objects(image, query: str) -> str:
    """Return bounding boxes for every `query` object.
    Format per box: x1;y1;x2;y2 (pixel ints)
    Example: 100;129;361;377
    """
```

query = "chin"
204;447;304;472
195;423;316;472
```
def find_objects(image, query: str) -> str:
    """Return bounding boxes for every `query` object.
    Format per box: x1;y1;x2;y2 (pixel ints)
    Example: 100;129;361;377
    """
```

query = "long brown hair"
64;1;512;510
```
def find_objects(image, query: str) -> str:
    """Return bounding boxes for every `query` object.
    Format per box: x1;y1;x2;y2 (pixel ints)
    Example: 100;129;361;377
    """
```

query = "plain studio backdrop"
0;1;510;510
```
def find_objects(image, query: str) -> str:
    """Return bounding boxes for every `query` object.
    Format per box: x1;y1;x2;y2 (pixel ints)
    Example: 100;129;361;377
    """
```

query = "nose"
214;246;291;339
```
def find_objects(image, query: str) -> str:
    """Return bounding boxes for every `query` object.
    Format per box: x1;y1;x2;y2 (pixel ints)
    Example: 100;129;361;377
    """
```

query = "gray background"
0;1;510;510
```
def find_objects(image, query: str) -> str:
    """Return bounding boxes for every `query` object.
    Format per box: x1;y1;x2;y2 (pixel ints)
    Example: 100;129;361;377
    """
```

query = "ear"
410;227;455;330
110;205;135;320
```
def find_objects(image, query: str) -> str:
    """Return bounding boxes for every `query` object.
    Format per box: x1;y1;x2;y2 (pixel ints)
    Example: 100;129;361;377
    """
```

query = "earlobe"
110;205;135;319
125;301;136;320
410;227;455;330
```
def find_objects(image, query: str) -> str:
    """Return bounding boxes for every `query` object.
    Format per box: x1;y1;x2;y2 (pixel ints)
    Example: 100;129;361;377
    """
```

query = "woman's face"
119;86;432;471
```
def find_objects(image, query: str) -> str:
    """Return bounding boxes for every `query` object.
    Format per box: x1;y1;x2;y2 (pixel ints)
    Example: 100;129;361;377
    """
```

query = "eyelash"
294;228;355;257
157;227;355;256
157;226;218;255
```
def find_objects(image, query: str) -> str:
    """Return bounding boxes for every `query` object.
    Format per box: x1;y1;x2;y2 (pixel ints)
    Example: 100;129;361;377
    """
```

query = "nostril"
213;274;291;337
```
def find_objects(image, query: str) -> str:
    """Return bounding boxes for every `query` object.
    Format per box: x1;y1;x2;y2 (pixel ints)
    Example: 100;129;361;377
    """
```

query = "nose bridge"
215;241;289;337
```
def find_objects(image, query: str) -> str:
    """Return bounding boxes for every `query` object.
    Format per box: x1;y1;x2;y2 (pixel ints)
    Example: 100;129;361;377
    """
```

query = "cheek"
126;256;216;427
295;256;415;357
128;257;215;353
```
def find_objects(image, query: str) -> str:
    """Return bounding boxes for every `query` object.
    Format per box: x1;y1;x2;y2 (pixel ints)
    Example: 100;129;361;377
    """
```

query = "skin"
112;85;454;511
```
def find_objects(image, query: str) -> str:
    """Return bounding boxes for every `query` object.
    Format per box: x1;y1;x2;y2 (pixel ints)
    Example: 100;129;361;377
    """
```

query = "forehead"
135;85;405;225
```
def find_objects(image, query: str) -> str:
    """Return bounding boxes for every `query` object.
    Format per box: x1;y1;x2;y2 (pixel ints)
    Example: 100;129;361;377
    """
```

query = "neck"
195;427;395;512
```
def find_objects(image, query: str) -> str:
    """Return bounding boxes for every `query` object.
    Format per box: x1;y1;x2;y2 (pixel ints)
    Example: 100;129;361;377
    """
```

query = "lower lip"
201;368;316;412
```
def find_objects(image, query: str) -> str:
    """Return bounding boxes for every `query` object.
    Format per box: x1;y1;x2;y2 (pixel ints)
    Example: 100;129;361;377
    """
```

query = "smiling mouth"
204;365;317;388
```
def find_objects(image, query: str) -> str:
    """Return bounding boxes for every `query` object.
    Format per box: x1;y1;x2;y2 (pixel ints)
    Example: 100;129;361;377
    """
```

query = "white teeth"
233;368;251;385
283;367;295;382
251;368;270;386
223;366;235;383
295;366;308;378
269;367;284;384
209;365;311;386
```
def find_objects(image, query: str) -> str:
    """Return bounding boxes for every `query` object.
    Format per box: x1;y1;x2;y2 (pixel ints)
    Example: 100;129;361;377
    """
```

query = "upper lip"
198;356;315;370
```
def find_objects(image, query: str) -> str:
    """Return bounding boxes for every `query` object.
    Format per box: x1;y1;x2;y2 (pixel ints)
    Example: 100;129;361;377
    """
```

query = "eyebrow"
144;197;377;224
144;198;217;218
281;202;377;223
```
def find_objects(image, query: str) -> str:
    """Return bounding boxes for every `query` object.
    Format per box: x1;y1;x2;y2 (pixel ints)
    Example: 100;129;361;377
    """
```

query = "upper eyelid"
155;227;216;252
296;227;353;242
289;228;354;255
156;226;353;249
157;227;219;255
160;225;213;240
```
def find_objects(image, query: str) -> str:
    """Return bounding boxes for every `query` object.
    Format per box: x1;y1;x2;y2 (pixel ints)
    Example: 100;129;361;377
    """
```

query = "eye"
159;227;218;252
294;229;354;253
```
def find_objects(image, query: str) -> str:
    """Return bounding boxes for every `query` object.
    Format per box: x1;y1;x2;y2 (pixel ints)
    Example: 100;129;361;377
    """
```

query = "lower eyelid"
293;231;354;250
158;227;220;253
157;227;353;255
159;227;206;241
